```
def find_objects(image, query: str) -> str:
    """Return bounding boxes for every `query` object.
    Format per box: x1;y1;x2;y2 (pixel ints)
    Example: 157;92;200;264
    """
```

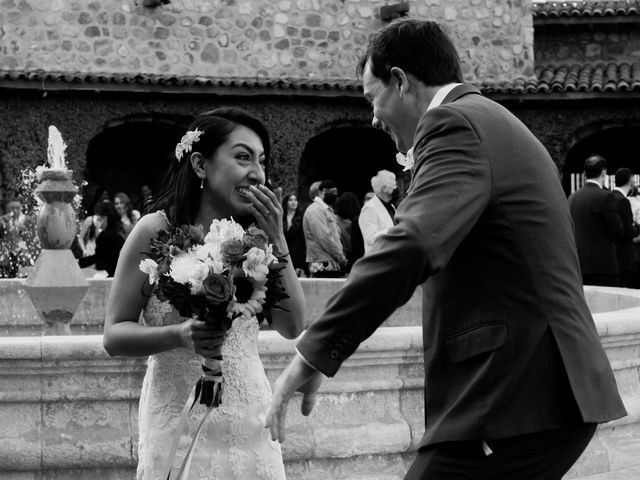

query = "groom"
266;19;627;479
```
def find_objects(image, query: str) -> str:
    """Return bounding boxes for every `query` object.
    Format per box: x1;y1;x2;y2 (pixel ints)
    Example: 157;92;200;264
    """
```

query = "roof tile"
533;0;640;19
2;64;640;96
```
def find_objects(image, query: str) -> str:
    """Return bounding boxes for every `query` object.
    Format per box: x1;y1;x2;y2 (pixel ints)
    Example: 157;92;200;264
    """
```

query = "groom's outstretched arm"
266;106;491;441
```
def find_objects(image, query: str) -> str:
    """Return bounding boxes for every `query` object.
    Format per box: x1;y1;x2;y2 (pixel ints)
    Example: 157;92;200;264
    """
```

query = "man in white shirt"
358;170;397;254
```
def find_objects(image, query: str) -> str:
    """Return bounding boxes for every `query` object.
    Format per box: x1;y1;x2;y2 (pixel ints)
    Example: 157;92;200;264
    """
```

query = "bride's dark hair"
150;108;271;226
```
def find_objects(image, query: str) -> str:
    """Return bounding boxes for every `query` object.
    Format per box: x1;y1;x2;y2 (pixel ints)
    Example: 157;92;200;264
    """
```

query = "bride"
103;108;305;480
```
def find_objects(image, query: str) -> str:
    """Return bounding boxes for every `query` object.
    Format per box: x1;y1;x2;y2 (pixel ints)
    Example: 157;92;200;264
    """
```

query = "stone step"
569;464;640;480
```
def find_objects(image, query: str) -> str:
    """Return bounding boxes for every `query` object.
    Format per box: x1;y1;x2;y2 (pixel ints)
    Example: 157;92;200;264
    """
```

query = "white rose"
263;244;277;267
169;253;200;286
205;257;226;274
188;262;210;295
139;259;159;285
194;242;220;263
242;247;271;282
206;218;245;244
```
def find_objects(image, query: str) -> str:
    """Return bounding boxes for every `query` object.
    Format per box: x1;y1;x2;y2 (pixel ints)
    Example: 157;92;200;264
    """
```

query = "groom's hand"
265;352;323;442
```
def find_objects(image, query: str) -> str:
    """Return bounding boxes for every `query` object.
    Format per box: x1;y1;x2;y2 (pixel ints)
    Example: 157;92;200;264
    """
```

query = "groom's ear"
390;67;409;96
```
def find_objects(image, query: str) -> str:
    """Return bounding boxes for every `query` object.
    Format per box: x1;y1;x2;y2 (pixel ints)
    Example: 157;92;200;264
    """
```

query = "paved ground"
570;464;640;480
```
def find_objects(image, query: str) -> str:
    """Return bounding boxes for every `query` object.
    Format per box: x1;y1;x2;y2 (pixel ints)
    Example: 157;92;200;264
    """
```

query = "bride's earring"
200;179;204;190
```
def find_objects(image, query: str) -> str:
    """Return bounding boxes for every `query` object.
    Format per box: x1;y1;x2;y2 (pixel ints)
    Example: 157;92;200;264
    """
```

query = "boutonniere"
395;147;414;171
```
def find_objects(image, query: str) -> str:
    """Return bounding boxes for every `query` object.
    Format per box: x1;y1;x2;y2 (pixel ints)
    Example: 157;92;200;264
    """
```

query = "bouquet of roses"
139;218;288;408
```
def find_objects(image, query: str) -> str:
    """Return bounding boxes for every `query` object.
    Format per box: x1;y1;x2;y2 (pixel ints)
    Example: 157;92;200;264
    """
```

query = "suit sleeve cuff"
295;347;320;372
296;334;343;377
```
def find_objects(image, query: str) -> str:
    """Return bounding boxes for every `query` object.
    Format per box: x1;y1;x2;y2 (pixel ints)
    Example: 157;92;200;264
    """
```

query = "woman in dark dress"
282;193;307;277
79;201;126;277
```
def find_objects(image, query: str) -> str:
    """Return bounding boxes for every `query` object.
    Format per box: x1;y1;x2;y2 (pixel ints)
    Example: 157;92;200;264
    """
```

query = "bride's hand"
246;184;287;251
178;318;224;357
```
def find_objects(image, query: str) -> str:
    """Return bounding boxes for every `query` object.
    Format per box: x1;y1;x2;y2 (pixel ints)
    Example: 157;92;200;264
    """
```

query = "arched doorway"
298;126;403;206
84;115;189;214
563;124;640;194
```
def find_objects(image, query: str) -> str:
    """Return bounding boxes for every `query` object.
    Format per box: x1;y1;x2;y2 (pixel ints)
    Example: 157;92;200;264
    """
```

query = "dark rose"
243;225;269;250
202;273;233;305
156;229;170;244
172;224;203;251
221;239;246;265
190;224;205;243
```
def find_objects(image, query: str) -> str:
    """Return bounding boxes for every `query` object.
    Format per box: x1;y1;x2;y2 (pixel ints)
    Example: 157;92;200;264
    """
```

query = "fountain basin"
0;279;638;478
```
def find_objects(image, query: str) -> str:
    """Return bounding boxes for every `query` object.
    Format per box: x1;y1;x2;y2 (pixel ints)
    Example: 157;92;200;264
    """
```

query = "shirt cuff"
295;347;320;373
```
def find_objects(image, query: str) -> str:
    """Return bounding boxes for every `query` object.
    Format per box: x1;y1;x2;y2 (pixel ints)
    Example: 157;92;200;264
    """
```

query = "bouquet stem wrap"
198;354;223;407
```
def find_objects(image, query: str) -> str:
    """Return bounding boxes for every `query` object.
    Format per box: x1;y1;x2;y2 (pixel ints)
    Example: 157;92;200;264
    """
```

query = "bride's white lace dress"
136;295;286;480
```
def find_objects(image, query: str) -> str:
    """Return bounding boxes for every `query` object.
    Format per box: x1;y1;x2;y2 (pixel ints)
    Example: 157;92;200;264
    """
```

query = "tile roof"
482;63;640;94
2;64;640;97
532;0;640;19
0;70;362;95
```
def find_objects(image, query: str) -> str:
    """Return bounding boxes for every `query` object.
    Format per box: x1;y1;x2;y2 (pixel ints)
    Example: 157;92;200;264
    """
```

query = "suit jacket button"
329;350;339;360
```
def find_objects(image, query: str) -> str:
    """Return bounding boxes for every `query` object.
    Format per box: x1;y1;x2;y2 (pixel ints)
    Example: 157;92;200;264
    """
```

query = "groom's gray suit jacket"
297;84;626;447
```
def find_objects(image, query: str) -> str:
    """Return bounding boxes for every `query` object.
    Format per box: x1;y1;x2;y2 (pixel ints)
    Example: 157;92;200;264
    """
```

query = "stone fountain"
23;126;89;334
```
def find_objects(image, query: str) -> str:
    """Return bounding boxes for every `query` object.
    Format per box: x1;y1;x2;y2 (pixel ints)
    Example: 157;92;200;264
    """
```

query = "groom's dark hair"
356;18;463;87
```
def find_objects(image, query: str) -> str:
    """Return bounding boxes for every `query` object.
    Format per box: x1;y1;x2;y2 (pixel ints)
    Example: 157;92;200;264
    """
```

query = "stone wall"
0;278;422;335
535;24;640;65
0;0;535;83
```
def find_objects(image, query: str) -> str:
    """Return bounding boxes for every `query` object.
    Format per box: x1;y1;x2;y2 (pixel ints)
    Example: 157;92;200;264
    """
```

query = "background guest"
628;186;640;287
611;168;637;288
308;181;321;203
363;191;375;204
568;155;623;286
282;193;307;277
334;191;362;272
0;198;37;277
140;184;154;215
79;201;126;277
359;170;397;254
302;179;347;277
114;192;140;237
77;203;103;258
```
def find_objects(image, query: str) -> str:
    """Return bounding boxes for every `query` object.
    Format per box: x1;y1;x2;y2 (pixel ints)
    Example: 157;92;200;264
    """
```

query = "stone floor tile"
569;464;640;480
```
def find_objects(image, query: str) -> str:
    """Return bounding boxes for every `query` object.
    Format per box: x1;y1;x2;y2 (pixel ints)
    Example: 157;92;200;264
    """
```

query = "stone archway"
562;123;640;194
297;125;403;207
83;114;190;213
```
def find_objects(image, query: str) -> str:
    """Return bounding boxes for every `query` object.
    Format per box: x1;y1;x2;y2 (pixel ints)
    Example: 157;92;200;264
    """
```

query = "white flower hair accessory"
175;128;203;162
